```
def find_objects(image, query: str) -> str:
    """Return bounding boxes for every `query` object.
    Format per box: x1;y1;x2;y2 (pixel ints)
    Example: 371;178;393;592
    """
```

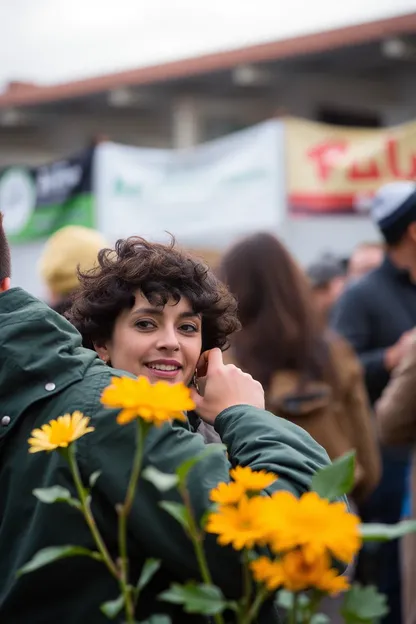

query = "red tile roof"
1;11;415;109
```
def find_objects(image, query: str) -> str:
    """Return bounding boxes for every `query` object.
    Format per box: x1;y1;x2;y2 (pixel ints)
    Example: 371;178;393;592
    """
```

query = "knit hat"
371;181;416;243
307;253;345;288
38;225;108;296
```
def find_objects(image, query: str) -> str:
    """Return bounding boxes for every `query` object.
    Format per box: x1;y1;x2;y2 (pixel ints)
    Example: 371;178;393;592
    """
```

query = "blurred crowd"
29;180;416;624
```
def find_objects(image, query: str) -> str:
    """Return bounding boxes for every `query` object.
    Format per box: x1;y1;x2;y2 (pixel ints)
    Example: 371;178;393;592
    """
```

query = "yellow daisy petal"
230;466;277;491
265;490;361;565
102;375;195;427
250;557;284;591
28;412;94;453
276;549;350;595
210;481;245;506
206;495;270;550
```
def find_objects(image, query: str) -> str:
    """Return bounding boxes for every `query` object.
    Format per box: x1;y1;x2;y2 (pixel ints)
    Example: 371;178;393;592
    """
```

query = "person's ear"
0;277;11;292
93;341;111;364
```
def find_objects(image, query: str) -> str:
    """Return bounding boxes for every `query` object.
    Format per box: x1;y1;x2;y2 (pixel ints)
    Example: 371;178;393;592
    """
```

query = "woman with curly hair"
0;222;334;624
68;236;240;442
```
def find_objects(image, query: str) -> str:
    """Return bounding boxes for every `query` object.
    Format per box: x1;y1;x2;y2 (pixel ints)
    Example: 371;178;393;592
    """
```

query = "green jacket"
0;288;331;623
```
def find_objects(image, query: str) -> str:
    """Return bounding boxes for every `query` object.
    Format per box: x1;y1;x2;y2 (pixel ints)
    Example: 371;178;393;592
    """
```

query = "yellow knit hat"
38;225;109;296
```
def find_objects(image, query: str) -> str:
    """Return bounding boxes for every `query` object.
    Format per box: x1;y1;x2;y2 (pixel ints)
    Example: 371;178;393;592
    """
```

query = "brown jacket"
376;337;416;624
227;336;381;504
377;336;416;450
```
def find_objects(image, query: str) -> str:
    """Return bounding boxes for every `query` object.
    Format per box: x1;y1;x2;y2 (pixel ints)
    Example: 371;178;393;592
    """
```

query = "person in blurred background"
307;252;347;322
332;181;416;624
377;333;416;624
348;241;384;282
38;225;108;316
219;232;381;622
219;232;380;503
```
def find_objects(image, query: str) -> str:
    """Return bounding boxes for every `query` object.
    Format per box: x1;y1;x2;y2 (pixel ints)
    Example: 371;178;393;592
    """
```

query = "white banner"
94;120;286;248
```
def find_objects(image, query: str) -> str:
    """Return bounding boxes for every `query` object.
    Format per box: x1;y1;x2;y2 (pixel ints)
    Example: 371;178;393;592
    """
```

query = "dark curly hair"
68;236;240;353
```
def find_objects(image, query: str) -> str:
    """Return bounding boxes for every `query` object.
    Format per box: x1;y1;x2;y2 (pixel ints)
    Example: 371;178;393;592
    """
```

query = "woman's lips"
145;363;182;380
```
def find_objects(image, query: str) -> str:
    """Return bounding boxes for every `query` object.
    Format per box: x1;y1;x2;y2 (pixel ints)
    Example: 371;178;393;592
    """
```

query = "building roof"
1;11;415;110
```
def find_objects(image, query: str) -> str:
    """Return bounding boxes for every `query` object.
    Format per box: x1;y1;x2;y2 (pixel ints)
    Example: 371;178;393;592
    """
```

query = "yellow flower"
252;551;349;595
230;466;277;491
210;481;245;505
100;376;194;426
265;491;361;565
278;550;349;595
206;495;269;550
316;565;350;595
250;556;284;591
28;411;94;453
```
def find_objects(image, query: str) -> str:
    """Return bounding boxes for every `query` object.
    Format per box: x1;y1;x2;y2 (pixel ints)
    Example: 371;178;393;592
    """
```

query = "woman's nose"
156;327;180;351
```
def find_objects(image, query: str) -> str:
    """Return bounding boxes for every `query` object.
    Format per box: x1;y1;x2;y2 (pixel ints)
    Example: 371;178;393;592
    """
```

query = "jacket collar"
382;254;414;283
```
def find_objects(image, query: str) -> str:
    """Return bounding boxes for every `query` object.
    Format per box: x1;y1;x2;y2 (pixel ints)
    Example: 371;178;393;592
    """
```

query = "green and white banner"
95;120;285;249
0;148;95;243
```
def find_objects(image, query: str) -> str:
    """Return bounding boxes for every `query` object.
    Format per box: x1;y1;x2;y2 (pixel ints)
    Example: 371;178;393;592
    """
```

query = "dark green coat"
0;288;331;623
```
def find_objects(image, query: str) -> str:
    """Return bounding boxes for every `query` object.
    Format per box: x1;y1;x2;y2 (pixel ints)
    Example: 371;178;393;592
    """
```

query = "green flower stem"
118;419;147;623
180;486;225;624
237;550;253;623
242;585;269;624
303;590;322;624
66;444;118;579
289;593;299;624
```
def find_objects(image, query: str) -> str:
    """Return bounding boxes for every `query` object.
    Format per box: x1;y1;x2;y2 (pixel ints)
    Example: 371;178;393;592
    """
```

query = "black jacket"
332;256;415;519
332;255;416;405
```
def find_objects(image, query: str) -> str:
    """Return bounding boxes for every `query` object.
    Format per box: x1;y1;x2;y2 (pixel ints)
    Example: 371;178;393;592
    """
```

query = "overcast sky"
0;0;415;87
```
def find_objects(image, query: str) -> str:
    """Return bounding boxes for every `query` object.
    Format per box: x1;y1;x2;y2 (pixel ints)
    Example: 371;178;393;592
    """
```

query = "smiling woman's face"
95;291;203;386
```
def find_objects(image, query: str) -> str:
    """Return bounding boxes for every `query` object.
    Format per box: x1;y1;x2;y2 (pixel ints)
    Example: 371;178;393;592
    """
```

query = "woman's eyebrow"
178;311;201;319
131;306;162;316
131;307;200;319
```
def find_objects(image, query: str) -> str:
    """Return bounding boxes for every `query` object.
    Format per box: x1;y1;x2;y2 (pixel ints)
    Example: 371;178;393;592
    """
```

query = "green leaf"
100;594;124;619
159;501;190;532
33;486;72;504
159;582;227;615
136;558;161;592
276;590;310;610
139;616;172;624
311;615;330;624
17;545;99;576
89;470;101;488
361;520;416;542
142;467;179;492
176;443;226;487
311;450;355;501
341;583;388;622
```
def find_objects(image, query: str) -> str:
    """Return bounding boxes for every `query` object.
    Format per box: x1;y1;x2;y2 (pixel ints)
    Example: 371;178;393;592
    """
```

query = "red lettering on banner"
386;138;416;178
307;141;348;181
306;136;416;183
348;160;380;180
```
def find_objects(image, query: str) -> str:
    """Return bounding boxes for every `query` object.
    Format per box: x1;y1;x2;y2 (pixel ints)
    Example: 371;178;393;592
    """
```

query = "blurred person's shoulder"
326;328;362;366
338;262;384;304
325;329;365;389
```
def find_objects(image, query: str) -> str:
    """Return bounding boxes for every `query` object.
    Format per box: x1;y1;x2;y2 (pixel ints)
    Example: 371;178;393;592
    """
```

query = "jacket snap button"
45;382;56;392
1;416;11;426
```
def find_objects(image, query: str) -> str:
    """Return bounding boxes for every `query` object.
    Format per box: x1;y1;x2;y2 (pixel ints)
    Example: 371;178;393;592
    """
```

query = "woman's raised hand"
192;348;265;425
